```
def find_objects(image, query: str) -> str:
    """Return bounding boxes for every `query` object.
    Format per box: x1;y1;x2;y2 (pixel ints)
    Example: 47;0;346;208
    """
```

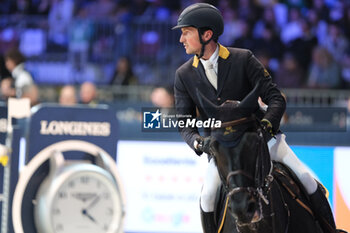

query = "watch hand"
87;195;100;210
82;209;97;224
72;193;84;202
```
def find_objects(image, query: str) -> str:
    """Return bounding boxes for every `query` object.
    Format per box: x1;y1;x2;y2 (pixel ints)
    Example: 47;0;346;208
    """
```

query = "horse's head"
211;131;272;227
197;80;273;227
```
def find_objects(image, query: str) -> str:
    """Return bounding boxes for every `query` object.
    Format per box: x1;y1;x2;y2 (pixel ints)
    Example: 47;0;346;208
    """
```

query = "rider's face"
180;27;201;55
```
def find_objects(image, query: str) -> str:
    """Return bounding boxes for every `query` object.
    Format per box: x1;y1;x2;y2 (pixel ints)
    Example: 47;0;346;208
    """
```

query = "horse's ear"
239;79;262;109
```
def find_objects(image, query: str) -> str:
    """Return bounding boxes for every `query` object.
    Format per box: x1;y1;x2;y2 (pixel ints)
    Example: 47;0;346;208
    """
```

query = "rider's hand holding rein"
194;136;212;155
260;118;274;142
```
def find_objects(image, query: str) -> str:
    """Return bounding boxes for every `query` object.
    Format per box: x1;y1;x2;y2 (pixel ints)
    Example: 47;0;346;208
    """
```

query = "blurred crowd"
0;0;350;99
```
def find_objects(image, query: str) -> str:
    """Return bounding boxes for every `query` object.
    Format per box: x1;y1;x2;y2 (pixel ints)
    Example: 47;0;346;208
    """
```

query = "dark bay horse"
197;83;323;233
210;124;323;233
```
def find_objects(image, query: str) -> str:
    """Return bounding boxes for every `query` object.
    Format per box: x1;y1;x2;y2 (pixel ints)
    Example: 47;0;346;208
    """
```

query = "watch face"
50;170;121;233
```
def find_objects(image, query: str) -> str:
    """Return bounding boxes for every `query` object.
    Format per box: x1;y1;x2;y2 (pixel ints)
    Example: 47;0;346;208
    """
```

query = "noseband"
226;161;274;206
225;155;274;231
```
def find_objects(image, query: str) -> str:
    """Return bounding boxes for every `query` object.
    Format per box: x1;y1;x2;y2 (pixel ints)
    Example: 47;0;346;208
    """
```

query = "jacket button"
217;97;221;101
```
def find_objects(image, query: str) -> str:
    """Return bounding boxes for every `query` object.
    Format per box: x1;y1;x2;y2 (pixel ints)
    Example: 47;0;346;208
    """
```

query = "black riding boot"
309;184;336;233
200;207;217;233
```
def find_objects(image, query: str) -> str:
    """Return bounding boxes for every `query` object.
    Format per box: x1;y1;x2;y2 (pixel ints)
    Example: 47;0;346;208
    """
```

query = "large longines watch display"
12;140;125;233
35;150;123;233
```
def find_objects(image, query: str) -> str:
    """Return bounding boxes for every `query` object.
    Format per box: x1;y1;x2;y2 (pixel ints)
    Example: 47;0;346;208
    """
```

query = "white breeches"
268;134;317;194
200;158;221;212
200;133;317;212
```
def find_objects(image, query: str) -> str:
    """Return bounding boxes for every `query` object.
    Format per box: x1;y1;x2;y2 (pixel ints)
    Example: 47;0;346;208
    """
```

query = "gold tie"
204;61;217;90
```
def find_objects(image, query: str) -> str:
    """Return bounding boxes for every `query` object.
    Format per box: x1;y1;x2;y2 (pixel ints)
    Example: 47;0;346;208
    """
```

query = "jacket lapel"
191;44;231;98
192;55;217;97
217;44;231;96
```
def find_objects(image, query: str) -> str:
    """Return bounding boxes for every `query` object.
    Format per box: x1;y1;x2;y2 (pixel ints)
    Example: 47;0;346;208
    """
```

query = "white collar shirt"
200;45;219;74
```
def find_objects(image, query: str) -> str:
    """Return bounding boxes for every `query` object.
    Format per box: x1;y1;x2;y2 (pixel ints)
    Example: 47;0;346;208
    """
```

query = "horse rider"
172;3;338;233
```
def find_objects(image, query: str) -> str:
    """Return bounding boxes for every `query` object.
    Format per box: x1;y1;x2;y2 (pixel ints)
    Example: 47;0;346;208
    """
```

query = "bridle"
213;117;290;232
225;159;274;229
226;162;274;206
215;116;274;203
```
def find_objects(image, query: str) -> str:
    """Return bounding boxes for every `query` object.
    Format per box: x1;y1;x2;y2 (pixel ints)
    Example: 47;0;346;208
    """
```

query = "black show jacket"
174;44;286;152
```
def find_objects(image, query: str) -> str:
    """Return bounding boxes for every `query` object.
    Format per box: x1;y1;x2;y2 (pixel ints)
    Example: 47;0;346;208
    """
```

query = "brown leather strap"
275;169;314;217
217;196;229;233
215;116;255;129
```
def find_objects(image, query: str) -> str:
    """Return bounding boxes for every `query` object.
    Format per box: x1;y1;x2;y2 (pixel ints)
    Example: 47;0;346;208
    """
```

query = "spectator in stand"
281;0;309;9
15;0;35;15
150;86;174;109
81;0;116;20
139;0;171;22
111;1;134;57
110;57;138;85
0;56;11;81
48;0;74;50
21;84;39;107
234;0;259;24
231;20;255;51
113;1;133;22
306;8;328;45
312;0;330;21
274;52;305;88
0;55;13;101
163;0;181;15
252;6;280;40
59;85;77;106
0;0;15;14
79;81;98;106
32;0;51;15
4;48;34;97
341;49;350;88
321;20;349;63
343;6;350;41
254;23;285;61
289;19;318;73
307;46;341;88
219;8;243;46
130;0;149;17
150;86;175;116
0;77;16;101
68;14;93;71
328;0;344;22
255;49;275;78
254;0;278;7
280;7;303;45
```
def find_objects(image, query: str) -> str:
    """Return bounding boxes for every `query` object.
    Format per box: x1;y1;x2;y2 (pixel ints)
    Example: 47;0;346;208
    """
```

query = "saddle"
272;162;315;217
273;163;349;233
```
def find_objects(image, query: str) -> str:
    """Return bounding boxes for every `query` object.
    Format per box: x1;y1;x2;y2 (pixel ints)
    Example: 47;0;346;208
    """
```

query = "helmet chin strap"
196;29;212;59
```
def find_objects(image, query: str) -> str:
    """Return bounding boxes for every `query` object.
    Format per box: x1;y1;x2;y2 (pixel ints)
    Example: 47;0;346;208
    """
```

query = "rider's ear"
202;29;213;42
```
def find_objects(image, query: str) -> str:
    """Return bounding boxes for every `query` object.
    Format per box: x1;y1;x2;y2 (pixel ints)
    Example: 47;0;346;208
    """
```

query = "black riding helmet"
172;3;224;58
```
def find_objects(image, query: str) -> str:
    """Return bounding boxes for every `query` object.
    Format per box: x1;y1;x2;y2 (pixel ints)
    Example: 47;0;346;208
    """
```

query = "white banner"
117;140;208;233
